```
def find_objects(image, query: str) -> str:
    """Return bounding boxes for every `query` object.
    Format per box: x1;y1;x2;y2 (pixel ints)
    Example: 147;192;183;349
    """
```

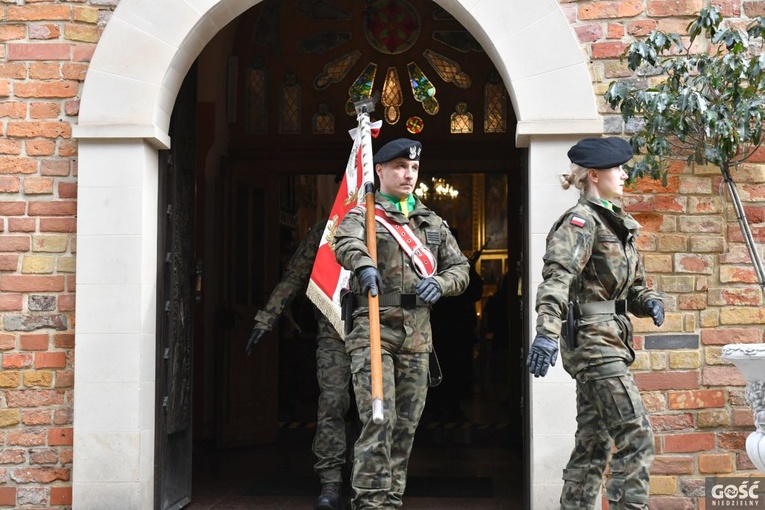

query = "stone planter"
722;343;765;473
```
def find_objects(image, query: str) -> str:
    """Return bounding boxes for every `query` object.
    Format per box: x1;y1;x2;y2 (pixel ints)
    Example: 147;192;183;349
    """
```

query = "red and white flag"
306;119;382;336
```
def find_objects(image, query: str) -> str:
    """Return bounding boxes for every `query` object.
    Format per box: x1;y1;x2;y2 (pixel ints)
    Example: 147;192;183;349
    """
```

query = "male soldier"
526;137;666;509
333;138;470;509
246;217;350;510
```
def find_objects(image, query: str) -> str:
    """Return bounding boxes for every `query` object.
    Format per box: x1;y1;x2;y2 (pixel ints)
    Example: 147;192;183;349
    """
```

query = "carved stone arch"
73;0;600;507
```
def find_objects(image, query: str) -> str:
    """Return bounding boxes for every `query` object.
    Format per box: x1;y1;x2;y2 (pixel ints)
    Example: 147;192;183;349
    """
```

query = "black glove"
644;299;665;327
356;266;382;297
526;335;559;378
415;277;442;304
246;328;267;356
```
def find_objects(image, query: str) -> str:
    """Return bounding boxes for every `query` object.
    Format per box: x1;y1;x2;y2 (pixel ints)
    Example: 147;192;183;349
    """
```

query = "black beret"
567;137;633;169
373;138;422;165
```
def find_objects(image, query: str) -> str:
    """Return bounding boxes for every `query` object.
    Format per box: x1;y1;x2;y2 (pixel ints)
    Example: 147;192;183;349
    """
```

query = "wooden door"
217;160;280;446
155;66;196;509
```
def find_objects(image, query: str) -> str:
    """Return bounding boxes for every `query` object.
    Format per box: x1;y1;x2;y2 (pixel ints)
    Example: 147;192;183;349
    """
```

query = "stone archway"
72;0;602;507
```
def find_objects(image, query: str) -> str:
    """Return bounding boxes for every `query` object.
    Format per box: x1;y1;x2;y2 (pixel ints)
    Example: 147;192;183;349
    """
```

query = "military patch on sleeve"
425;229;441;244
570;216;586;228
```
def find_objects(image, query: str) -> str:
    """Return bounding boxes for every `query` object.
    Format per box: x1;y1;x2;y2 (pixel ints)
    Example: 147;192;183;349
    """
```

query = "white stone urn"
722;343;765;473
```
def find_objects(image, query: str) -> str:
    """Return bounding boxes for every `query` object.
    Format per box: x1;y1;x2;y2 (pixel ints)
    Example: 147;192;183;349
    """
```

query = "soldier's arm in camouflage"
535;213;594;342
433;223;470;297
253;219;325;330
626;253;667;317
333;208;375;276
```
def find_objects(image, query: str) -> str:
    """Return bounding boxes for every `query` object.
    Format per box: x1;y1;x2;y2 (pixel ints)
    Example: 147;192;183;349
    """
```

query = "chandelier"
415;177;459;200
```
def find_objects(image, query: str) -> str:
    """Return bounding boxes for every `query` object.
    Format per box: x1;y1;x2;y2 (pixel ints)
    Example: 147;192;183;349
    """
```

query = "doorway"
188;169;526;509
184;1;526;507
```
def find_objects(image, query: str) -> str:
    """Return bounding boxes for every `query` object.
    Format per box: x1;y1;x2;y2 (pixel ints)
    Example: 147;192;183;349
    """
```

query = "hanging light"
414;177;458;200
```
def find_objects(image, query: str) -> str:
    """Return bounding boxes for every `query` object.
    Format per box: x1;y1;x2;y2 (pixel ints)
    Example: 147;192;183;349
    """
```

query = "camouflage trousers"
561;362;654;510
348;346;429;510
313;336;352;485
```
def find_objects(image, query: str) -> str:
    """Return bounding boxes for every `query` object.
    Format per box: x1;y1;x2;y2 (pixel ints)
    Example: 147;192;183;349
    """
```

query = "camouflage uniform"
535;193;663;510
334;193;470;509
252;217;351;486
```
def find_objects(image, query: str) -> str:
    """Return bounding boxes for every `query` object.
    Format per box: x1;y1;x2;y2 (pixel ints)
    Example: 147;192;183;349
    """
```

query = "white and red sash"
374;205;437;278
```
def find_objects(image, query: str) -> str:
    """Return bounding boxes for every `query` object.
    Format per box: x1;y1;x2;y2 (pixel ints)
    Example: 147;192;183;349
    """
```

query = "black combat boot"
314;482;341;510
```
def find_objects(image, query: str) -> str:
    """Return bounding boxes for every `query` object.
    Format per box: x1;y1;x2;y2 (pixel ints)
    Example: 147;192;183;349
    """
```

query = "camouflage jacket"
253;217;339;341
535;193;664;376
334;192;470;353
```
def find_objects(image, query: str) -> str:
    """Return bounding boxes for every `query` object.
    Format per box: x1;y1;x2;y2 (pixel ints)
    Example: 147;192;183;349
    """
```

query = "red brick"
0;175;21;193
0;155;38;174
23;177;54;194
13;81;78;98
41;159;70;176
48;427;73;446
732;408;754;427
0;202;26;215
26;139;56;157
650;413;695;432
53;334;74;349
634;371;699;391
0;254;19;271
699;453;733;473
6;43;70;61
0;235;31;252
652;455;695;474
28;200;76;216
57;294;75;312
9;466;69;483
0;293;24;312
35;352;66;369
664;432;715;452
20;334;49;351
8;121;71;139
702;366;746;387
39;218;76;232
668;389;726;410
0;275;65;292
701;327;762;345
0;487;16;506
6;5;73;22
8;218;36;232
50;487;72;505
58;181;77;198
2;353;33;369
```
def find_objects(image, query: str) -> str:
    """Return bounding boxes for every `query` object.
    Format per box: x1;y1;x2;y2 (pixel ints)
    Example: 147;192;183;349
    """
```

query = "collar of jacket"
579;192;642;232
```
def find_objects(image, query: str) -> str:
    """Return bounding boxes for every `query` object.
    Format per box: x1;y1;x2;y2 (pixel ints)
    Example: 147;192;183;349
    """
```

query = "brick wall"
0;0;763;508
0;2;114;507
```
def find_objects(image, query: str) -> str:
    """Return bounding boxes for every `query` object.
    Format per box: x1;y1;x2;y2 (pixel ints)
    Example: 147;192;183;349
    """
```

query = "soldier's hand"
644;299;665;327
526;335;558;378
356;266;382;297
415;277;442;304
246;328;267;356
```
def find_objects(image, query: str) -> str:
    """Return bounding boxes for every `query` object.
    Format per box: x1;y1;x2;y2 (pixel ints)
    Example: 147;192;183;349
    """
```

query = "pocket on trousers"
596;376;642;427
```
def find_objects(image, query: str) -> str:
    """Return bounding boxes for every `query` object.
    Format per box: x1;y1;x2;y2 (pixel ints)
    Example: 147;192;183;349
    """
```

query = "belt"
355;293;426;309
578;299;627;316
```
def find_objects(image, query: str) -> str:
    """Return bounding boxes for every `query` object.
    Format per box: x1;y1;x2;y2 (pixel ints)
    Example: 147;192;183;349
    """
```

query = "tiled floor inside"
187;403;525;509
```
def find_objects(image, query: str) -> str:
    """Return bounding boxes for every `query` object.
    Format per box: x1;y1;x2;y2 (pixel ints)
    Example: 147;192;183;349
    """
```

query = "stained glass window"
246;56;267;134
345;62;378;116
314;50;361;90
279;72;301;134
451;102;473;134
407;62;439;115
313;102;335;134
484;71;507;133
423;49;470;89
381;67;403;124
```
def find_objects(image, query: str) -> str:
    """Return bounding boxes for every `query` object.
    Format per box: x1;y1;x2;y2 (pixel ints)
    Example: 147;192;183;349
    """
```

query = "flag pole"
354;97;384;425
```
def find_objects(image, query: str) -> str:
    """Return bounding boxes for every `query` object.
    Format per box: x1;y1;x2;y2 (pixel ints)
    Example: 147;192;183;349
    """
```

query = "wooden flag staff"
354;97;384;425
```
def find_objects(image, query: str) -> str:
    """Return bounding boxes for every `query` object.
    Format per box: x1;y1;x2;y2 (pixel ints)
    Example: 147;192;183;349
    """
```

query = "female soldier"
526;137;666;510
